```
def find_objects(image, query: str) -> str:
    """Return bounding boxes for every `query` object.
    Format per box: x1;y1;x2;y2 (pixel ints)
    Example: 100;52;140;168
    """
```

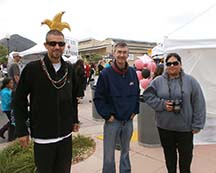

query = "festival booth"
151;43;164;64
162;38;216;144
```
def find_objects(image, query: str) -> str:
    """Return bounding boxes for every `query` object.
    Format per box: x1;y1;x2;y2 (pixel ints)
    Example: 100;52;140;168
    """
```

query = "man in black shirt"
14;30;79;173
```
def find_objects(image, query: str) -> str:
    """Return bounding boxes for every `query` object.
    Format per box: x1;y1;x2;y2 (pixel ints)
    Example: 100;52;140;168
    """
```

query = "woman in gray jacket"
143;53;206;173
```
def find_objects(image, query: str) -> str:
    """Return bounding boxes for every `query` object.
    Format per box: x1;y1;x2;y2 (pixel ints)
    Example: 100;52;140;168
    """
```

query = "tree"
0;44;8;64
82;54;102;64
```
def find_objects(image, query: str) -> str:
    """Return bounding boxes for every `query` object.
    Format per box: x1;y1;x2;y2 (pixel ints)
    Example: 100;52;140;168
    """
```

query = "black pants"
158;127;193;173
34;136;72;173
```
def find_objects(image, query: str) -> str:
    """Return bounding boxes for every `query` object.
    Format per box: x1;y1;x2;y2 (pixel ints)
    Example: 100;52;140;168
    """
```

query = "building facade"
79;38;157;65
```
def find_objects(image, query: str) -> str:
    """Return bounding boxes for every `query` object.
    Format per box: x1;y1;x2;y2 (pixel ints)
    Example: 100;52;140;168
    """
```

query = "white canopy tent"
151;43;164;59
8;36;78;72
161;38;216;144
151;4;216;144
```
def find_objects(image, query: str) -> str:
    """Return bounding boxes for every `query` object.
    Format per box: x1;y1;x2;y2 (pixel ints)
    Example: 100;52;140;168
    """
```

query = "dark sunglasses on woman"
166;61;179;67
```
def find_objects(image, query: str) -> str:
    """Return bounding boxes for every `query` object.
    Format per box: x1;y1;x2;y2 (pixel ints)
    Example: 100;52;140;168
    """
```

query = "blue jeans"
103;119;133;173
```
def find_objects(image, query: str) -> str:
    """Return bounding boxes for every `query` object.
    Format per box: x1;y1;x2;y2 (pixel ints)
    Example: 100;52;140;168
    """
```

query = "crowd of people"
0;29;206;173
0;52;21;141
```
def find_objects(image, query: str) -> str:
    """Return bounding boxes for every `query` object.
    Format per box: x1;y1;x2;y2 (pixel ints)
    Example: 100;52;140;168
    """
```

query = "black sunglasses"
166;61;179;67
46;41;66;47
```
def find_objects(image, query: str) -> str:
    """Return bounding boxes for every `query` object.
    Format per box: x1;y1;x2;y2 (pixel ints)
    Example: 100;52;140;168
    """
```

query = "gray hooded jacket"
143;70;206;132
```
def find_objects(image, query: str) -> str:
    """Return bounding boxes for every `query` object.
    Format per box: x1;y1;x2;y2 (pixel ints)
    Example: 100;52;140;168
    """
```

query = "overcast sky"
0;0;216;44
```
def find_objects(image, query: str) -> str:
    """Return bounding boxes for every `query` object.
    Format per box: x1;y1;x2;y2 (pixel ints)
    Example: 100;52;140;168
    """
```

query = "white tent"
162;38;216;144
150;3;216;144
8;36;78;72
151;43;164;59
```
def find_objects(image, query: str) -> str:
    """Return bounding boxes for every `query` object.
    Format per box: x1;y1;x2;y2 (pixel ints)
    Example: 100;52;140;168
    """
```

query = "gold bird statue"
41;11;71;31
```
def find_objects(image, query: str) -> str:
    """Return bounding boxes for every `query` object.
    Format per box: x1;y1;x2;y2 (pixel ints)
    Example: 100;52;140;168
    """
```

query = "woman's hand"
166;100;173;112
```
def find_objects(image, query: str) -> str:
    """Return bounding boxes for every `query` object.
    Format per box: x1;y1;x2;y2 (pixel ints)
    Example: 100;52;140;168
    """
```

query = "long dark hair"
1;77;12;90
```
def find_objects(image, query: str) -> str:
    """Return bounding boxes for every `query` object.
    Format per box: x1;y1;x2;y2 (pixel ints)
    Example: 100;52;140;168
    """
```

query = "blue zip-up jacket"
93;65;140;121
143;70;206;132
0;88;12;111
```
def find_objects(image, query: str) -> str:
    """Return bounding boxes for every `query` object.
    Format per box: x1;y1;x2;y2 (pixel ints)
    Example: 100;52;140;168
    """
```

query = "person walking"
7;52;21;89
143;52;206;173
94;42;140;173
74;59;86;103
87;63;96;85
97;60;104;74
0;77;13;140
14;29;79;173
84;61;91;86
7;52;22;141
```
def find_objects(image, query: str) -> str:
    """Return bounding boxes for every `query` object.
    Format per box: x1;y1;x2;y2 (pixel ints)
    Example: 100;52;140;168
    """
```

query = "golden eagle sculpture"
41;11;71;31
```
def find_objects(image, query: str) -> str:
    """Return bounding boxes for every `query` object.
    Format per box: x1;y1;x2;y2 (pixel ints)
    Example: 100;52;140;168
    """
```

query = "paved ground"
0;110;9;145
1;85;216;172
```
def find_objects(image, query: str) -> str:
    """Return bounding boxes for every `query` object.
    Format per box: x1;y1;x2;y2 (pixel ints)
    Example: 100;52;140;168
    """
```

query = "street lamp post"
6;34;10;58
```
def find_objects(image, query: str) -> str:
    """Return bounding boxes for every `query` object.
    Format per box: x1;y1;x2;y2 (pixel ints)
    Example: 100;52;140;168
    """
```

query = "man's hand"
130;113;135;120
14;75;20;83
18;135;30;147
192;130;200;134
72;123;80;132
108;115;115;122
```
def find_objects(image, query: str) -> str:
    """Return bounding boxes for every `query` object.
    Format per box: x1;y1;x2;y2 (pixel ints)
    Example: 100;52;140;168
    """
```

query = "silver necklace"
41;58;68;89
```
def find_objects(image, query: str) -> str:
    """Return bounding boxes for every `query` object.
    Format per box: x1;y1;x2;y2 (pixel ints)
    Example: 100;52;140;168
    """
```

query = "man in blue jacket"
94;42;140;173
